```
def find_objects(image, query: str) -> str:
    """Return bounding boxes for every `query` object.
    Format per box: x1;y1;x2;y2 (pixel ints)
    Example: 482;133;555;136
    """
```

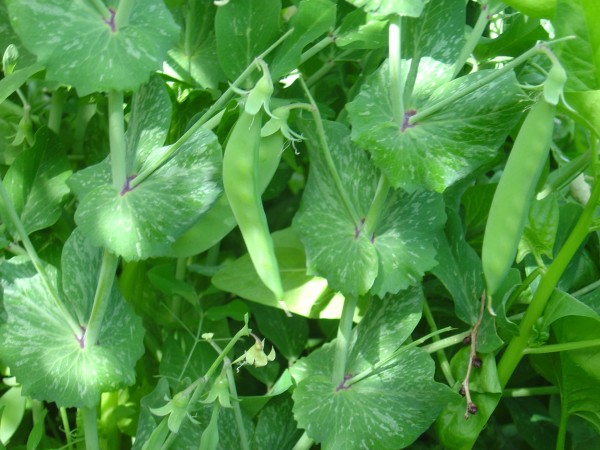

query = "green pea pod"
223;111;284;300
168;132;284;257
482;99;555;296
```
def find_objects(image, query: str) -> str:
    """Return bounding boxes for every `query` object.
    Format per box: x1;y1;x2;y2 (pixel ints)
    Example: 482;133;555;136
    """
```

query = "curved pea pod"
481;99;555;296
168;132;284;257
223;110;284;300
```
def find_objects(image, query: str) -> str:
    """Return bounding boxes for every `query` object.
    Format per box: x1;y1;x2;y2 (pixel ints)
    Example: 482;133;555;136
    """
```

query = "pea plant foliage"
0;0;599;449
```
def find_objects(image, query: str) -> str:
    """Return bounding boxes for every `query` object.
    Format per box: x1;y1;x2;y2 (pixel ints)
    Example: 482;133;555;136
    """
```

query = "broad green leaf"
0;2;36;70
0;127;71;234
335;9;388;50
292;120;445;297
212;228;346;319
517;194;559;263
248;303;308;361
166;1;223;89
251;395;302;450
504;397;559;450
542;290;600;329
290;288;457;449
71;126;221;260
270;0;336;79
565;91;600;136
347;61;523;192
0;62;42;104
0;229;144;408
503;0;556;18
147;263;198;305
0;387;25;445
346;0;425;17
554;0;600;91
6;0;179;96
214;0;281;80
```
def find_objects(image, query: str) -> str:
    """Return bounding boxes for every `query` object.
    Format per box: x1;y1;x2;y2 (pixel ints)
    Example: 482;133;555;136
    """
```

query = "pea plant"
0;0;599;449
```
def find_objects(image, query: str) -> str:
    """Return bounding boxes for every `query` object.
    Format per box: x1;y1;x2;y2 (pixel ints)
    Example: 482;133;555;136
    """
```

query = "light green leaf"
292;120;445;297
270;0;336;79
291;288;457;449
346;0;425;17
542;290;600;330
517;194;559;263
1;127;71;234
215;0;281;80
72;127;221;260
0;387;26;446
336;10;388;50
0;62;42;104
6;0;179;96
347;61;523;192
0;229;144;408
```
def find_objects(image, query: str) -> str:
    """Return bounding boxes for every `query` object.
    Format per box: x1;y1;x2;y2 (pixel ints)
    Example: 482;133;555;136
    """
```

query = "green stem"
451;2;502;79
363;174;390;239
409;38;574;125
81;407;99;450
48;88;65;134
171;257;187;322
571;278;600;297
107;90;127;190
84;251;119;347
502;386;560;397
115;0;135;28
498;180;600;387
305;49;353;86
300;34;335;64
130;29;294;188
291;432;315;450
537;150;592;200
556;398;568;450
422;299;455;386
423;330;471;353
89;0;110;17
299;77;361;224
0;178;81;336
523;338;600;355
60;407;74;449
389;15;404;123
332;295;358;385
224;359;250;450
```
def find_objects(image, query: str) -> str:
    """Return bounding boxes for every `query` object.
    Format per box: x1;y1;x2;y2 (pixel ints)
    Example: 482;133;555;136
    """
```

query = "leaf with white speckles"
290;288;457;449
72;126;221;260
346;0;425;17
6;0;179;96
0;229;144;408
292;120;445;297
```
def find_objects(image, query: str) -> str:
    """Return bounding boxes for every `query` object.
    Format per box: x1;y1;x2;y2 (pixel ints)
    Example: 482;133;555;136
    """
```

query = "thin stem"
299;77;361;224
409;38;575;125
48;88;65;134
0;177;81;336
60;407;74;450
571;278;600;297
497;179;600;387
305;49;353;87
291;432;315;450
88;0;110;17
84;251;119;347
556;397;568;450
537;150;591;200
107;90;127;190
523;338;600;355
423;330;471;353
502;386;560;397
115;0;134;28
332;295;358;386
131;29;294;188
81;407;99;450
363;174;390;240
422;299;455;386
300;34;335;64
461;292;486;418
389;15;404;123
224;358;250;450
171;257;187;322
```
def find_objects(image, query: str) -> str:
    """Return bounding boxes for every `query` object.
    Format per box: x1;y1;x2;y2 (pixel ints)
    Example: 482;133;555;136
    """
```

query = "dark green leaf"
251;395;301;450
517;194;559;263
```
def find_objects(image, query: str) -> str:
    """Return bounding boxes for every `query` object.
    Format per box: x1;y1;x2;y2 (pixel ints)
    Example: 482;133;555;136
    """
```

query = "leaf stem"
389;15;404;123
84;251;119;347
88;0;110;17
299;77;361;224
422;299;455;386
332;295;358;386
81;407;99;450
130;29;294;188
107;90;127;190
523;338;600;355
115;0;134;28
48;87;65;134
224;357;250;450
556;399;568;450
60;407;74;449
363;174;390;239
502;386;559;397
300;34;335;64
0;177;81;336
291;432;315;450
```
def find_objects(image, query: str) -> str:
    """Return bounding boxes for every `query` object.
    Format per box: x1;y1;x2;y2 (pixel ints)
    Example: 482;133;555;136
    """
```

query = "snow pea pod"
223;110;284;299
482;99;555;296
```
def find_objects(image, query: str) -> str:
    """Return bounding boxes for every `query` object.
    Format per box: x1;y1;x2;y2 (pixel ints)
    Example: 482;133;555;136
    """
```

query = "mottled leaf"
6;0;179;95
292;120;445;297
0;229;144;408
346;0;425;17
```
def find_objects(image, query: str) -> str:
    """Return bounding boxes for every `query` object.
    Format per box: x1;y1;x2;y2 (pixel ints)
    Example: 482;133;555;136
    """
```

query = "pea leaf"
6;0;179;96
292;120;445;297
347;60;523;192
251;395;302;450
0;229;144;408
1;127;71;235
215;0;281;80
290;288;457;449
346;0;425;17
335;9;388;50
517;194;559;263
